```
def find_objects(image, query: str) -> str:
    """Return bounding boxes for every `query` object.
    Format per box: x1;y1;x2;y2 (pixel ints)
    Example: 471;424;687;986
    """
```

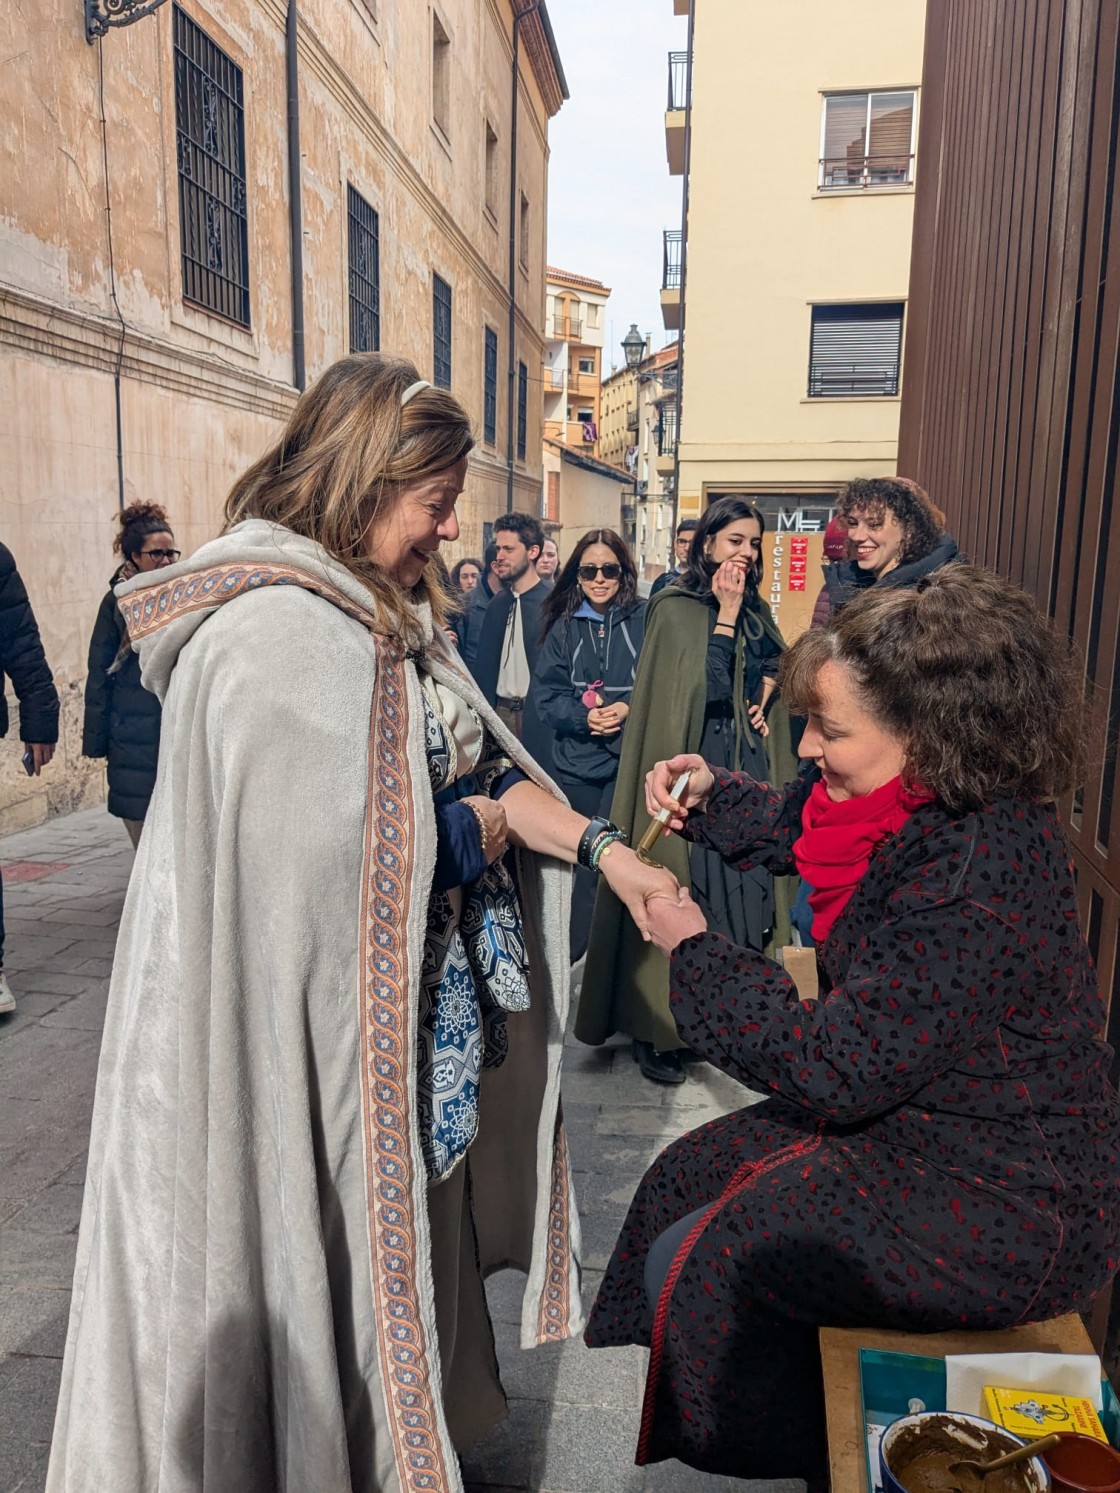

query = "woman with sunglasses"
532;530;645;958
82;502;181;847
578;496;795;1085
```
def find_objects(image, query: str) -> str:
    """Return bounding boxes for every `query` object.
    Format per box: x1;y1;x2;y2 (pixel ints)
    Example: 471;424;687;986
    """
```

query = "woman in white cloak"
46;356;679;1493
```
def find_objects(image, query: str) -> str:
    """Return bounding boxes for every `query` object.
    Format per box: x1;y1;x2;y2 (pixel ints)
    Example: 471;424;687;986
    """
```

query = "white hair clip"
400;379;432;407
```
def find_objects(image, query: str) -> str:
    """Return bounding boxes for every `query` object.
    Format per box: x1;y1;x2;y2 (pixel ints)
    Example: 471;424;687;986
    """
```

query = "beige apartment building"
665;0;925;589
542;267;609;457
0;0;565;831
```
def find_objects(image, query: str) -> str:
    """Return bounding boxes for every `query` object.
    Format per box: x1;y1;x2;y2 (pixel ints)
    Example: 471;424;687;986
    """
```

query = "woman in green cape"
576;497;797;1083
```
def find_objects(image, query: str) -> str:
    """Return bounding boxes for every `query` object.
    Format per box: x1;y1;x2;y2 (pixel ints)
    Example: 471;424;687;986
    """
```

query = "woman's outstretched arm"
501;778;683;941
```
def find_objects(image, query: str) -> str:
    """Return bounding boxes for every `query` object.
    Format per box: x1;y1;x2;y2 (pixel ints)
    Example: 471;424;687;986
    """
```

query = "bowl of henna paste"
881;1411;1051;1493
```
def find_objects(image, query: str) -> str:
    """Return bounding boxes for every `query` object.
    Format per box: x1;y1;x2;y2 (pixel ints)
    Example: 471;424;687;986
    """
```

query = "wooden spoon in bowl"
949;1432;1062;1480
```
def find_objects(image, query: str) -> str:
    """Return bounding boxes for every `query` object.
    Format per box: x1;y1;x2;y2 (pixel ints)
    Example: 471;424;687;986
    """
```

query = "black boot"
632;1039;685;1085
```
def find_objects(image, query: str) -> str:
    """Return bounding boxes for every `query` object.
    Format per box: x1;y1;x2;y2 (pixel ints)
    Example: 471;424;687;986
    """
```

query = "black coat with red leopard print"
586;769;1120;1489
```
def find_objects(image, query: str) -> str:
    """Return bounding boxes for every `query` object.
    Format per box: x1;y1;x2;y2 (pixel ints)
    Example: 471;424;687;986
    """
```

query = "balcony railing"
667;51;691;111
662;229;683;292
626;406;640;431
808;364;900;398
819;154;914;190
551;315;582;340
658;407;679;456
546;367;565;390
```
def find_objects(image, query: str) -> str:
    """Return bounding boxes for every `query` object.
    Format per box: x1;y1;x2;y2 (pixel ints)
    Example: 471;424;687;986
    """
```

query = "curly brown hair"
780;564;1086;813
837;477;946;566
114;502;173;559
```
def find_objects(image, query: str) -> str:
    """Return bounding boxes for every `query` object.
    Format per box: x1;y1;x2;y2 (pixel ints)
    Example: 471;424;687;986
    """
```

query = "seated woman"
585;565;1120;1491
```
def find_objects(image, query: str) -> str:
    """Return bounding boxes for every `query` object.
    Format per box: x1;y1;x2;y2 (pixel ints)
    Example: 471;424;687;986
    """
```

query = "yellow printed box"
982;1386;1108;1443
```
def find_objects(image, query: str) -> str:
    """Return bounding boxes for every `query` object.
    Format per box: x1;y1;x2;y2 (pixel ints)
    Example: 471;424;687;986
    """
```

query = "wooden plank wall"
898;0;1120;1064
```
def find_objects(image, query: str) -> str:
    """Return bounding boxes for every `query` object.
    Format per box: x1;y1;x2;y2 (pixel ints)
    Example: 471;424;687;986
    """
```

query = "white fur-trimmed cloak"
46;522;581;1493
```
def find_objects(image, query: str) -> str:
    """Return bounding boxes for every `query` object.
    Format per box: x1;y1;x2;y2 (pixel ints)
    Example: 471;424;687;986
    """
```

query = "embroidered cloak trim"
47;523;581;1493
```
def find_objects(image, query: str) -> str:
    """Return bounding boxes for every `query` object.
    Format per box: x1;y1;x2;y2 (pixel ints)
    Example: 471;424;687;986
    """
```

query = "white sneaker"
0;971;13;1015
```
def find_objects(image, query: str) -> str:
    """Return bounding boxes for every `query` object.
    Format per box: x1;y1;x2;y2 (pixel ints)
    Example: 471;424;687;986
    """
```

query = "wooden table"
819;1315;1095;1492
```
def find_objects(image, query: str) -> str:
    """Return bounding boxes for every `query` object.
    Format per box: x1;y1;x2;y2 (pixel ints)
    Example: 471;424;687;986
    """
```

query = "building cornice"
515;0;568;117
0;284;299;421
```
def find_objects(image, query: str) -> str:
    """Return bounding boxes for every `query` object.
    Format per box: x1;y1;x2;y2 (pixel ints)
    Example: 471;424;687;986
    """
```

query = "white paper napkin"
945;1352;1103;1414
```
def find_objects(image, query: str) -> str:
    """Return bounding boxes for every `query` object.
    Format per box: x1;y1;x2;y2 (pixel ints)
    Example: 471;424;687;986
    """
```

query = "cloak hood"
115;519;435;702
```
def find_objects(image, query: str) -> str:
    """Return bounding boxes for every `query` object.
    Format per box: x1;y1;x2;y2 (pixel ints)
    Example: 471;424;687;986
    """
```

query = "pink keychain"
582;679;604;708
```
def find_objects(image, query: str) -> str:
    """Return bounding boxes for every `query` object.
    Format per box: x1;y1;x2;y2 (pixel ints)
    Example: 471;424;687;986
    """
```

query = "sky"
544;1;688;374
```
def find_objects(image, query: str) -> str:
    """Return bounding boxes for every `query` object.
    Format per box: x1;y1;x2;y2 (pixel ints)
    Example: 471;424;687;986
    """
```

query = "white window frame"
817;89;917;191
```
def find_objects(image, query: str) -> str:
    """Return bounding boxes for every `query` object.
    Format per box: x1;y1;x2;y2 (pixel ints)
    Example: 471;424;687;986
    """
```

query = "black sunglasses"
141;549;181;562
577;563;622;581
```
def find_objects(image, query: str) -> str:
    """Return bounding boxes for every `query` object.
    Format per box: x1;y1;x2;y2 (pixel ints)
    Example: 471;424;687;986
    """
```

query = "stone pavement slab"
0;807;803;1492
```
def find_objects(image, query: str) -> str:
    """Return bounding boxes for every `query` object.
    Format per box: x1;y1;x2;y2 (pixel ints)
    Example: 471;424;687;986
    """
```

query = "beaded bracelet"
463;798;493;863
577;815;623;870
590;831;625;873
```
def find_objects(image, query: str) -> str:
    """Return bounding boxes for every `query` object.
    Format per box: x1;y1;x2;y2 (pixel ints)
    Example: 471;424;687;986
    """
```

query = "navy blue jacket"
530;599;645;784
0;543;58;744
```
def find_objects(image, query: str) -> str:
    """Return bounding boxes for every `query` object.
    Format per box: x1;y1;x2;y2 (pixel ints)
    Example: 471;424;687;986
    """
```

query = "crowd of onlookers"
0;479;959;1035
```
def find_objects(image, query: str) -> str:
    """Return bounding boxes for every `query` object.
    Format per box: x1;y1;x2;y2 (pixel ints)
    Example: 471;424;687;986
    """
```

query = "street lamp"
621;325;644;554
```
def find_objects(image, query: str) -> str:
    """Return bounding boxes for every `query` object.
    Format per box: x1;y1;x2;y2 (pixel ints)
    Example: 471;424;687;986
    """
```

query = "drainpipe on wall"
506;2;541;513
670;0;695;531
286;0;306;392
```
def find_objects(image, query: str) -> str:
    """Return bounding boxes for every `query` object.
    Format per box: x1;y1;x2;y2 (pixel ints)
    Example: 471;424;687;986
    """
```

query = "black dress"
585;769;1120;1488
688;596;782;951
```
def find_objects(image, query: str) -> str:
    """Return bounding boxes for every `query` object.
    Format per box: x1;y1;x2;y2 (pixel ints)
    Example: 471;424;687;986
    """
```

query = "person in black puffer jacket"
83;503;180;847
0;543;59;1013
530;529;645;958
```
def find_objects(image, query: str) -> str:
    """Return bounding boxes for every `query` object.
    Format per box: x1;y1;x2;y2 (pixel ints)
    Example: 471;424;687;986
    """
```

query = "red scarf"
793;775;933;943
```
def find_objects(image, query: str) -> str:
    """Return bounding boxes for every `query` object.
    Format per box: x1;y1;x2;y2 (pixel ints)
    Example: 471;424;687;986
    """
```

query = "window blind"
808;303;904;397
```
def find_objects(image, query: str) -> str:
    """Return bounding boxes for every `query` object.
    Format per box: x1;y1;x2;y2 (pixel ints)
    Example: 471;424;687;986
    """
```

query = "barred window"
433;274;452;388
173;6;250;327
347;186;380;353
517;361;528;460
483;327;498;445
346;182;382;350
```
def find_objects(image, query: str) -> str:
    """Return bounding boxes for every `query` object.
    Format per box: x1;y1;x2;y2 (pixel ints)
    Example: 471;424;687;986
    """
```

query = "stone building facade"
0;0;565;831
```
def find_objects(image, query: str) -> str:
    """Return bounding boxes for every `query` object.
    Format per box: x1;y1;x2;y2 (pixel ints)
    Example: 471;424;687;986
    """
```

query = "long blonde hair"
225;353;474;644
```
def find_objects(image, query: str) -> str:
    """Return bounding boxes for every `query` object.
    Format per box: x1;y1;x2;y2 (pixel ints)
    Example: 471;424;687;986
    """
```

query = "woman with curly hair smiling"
824;475;960;615
587;564;1120;1490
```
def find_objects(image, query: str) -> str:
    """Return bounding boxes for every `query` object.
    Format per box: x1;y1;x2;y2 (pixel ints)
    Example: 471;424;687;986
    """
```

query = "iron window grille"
662;229;683;291
667;51;691;111
173;6;250;327
433;273;452;387
347;185;380;353
658;404;679;456
484;328;498;445
517;361;528;460
808;302;904;398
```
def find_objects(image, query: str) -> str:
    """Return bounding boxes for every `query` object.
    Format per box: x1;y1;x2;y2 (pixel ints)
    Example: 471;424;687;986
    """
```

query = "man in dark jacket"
649;518;698;596
459;541;500;671
474;513;551;766
0;543;60;1014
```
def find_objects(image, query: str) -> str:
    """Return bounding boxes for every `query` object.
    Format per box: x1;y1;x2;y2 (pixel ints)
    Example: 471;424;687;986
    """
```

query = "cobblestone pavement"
0;808;803;1493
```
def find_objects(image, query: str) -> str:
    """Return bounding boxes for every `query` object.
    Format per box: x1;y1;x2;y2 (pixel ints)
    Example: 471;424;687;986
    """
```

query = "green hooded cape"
574;584;799;1051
